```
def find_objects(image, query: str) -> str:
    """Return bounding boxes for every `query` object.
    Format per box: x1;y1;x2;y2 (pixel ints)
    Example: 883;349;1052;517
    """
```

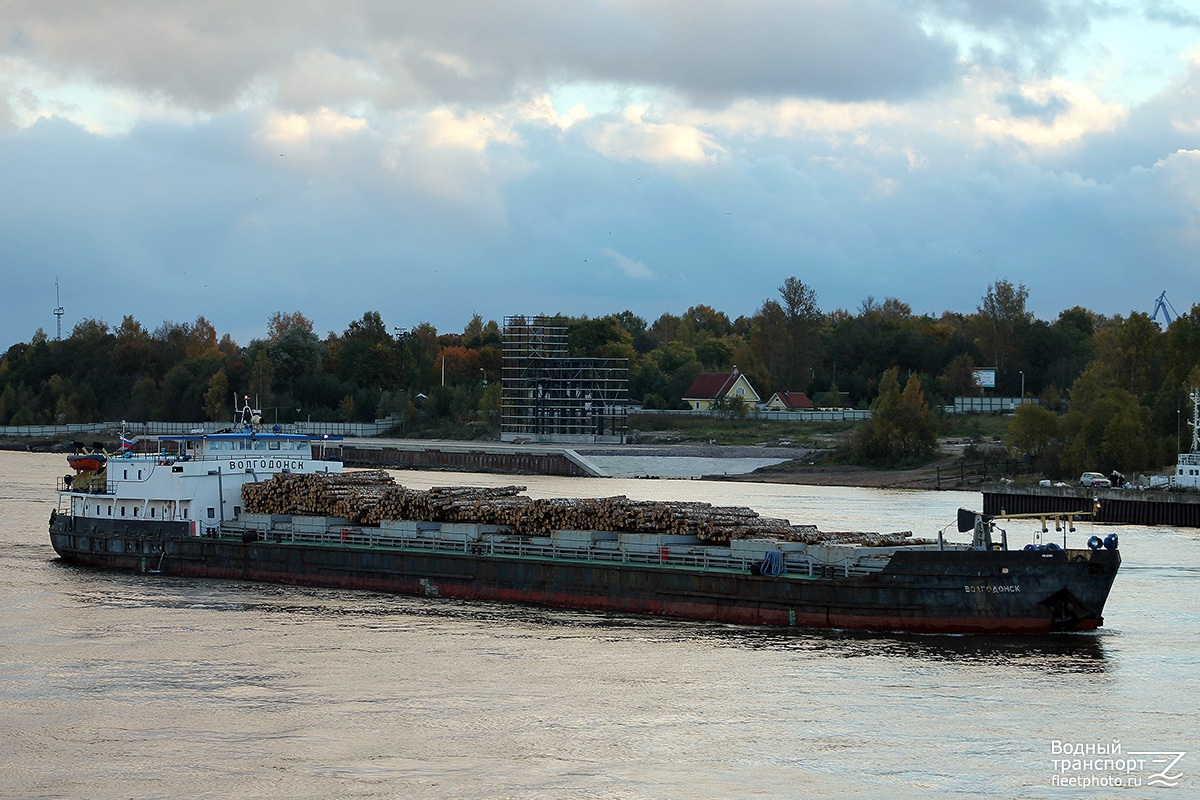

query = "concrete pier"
982;483;1200;527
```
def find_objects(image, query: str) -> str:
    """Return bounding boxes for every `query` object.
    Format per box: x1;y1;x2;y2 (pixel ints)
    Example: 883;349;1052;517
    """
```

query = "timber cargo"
49;403;1121;634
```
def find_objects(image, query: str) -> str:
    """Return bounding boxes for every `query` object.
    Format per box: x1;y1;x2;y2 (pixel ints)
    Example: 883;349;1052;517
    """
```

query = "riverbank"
712;453;968;490
5;434;967;488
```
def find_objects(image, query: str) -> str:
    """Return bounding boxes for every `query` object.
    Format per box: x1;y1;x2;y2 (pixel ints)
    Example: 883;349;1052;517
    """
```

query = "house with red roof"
682;367;761;410
764;391;814;411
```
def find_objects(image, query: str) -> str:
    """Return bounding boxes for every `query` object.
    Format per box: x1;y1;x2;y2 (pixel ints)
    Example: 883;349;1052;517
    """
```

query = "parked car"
1079;472;1112;488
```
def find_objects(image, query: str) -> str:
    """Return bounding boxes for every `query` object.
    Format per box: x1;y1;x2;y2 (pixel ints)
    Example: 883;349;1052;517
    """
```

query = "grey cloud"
1000;90;1069;122
3;1;963;113
2;3;357;110
574;1;961;103
1145;0;1200;27
916;0;1113;77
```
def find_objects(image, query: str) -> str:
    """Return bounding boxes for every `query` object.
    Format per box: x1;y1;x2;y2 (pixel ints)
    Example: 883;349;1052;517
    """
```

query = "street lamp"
1019;370;1025;404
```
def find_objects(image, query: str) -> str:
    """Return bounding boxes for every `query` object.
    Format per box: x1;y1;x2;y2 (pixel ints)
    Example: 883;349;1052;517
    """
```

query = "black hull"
49;515;1120;634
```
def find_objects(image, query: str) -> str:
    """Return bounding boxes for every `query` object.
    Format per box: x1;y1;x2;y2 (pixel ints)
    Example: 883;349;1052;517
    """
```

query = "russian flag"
120;434;134;450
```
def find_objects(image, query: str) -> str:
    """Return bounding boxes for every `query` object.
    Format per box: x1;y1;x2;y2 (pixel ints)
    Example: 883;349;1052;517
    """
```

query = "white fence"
0;416;403;439
953;397;1038;414
634;408;871;421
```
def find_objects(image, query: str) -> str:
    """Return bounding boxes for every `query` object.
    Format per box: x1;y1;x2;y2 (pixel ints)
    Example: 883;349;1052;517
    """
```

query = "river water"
2;451;1196;799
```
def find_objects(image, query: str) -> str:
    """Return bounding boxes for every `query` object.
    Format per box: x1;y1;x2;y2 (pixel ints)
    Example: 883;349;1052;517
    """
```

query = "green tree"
938;353;977;399
1088;312;1165;400
850;368;936;465
265;311;323;396
750;278;826;396
1007;403;1058;459
568;316;631;358
696;338;734;370
1058;364;1169;475
974;279;1032;381
1164;304;1200;392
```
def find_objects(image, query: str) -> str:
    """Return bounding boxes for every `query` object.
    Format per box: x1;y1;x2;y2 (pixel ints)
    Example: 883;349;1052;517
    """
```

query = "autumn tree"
205;368;230;421
186;316;218;359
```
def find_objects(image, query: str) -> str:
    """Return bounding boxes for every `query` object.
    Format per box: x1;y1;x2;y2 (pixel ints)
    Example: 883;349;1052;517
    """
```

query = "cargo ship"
49;408;1120;634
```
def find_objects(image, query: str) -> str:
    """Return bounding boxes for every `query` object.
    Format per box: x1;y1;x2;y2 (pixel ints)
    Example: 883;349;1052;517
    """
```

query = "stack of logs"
241;471;920;546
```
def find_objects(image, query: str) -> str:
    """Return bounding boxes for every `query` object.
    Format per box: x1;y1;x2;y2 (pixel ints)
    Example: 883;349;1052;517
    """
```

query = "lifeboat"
67;453;107;472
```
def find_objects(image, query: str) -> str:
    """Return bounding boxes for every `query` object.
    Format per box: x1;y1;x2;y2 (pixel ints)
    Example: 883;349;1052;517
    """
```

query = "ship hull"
49;515;1120;635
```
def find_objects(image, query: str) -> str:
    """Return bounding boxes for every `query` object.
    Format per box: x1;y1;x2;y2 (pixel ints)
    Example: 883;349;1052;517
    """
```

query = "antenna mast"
1191;389;1199;454
53;278;65;340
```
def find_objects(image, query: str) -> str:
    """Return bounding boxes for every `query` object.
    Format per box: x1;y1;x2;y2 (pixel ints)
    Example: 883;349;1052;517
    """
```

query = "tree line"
3;278;1198;477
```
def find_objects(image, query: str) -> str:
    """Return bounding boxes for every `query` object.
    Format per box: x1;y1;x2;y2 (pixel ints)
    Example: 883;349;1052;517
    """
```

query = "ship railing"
276;526;763;571
781;553;881;578
243;524;892;577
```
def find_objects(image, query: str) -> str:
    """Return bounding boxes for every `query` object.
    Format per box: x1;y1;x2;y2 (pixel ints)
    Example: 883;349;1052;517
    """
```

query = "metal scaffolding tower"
501;315;628;444
53;279;65;340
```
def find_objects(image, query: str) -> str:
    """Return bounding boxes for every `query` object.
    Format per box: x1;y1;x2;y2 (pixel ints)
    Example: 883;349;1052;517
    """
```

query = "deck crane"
1152;291;1179;325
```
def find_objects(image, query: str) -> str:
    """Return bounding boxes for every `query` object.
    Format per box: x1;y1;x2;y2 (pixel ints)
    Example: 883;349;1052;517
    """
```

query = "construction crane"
1152;291;1178;325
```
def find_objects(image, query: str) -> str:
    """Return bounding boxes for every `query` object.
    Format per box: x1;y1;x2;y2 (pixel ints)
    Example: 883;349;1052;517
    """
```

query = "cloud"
2;1;964;119
259;108;369;146
1;0;1200;352
585;104;723;163
974;75;1128;148
603;247;655;280
1145;0;1200;28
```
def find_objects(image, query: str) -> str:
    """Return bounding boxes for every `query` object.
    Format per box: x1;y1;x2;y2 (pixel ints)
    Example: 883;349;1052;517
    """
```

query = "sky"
2;0;1199;349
